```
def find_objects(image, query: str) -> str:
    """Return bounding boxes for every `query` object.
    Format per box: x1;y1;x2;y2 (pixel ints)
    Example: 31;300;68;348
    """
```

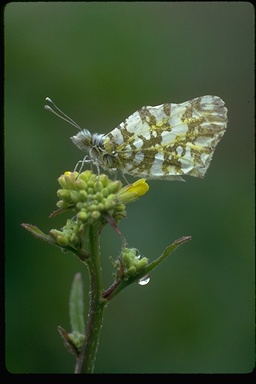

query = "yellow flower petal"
117;179;149;203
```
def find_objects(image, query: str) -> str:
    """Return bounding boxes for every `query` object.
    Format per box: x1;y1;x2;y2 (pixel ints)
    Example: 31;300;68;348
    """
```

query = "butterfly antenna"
44;97;81;131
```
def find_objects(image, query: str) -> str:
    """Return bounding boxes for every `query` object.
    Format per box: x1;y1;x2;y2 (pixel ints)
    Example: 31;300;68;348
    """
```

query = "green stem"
75;224;106;374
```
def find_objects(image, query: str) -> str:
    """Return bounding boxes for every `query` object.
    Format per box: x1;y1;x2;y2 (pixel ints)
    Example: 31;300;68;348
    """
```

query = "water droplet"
138;275;150;286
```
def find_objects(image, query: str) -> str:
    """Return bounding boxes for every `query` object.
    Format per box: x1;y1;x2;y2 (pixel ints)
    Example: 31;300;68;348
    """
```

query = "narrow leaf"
21;223;56;244
69;273;85;334
57;325;80;357
146;235;192;272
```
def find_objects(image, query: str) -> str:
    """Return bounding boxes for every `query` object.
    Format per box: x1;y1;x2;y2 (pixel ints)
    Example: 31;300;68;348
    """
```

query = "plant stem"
75;224;106;374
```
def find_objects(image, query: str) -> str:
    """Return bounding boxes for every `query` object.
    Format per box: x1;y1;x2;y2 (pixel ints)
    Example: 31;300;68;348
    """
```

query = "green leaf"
57;325;80;357
145;235;192;273
69;273;85;334
21;223;56;244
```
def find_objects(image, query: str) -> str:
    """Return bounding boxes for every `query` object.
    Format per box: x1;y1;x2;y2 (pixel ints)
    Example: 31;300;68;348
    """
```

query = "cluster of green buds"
56;171;126;225
56;171;149;222
113;247;149;281
48;171;149;250
49;219;81;249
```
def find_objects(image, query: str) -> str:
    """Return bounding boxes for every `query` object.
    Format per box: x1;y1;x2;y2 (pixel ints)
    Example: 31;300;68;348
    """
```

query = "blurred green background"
5;2;254;374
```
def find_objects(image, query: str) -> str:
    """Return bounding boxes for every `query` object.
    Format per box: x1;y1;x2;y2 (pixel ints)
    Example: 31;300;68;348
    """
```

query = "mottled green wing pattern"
104;95;227;180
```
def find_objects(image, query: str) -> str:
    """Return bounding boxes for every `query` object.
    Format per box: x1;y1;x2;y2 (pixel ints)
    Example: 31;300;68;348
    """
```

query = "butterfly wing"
104;95;227;180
